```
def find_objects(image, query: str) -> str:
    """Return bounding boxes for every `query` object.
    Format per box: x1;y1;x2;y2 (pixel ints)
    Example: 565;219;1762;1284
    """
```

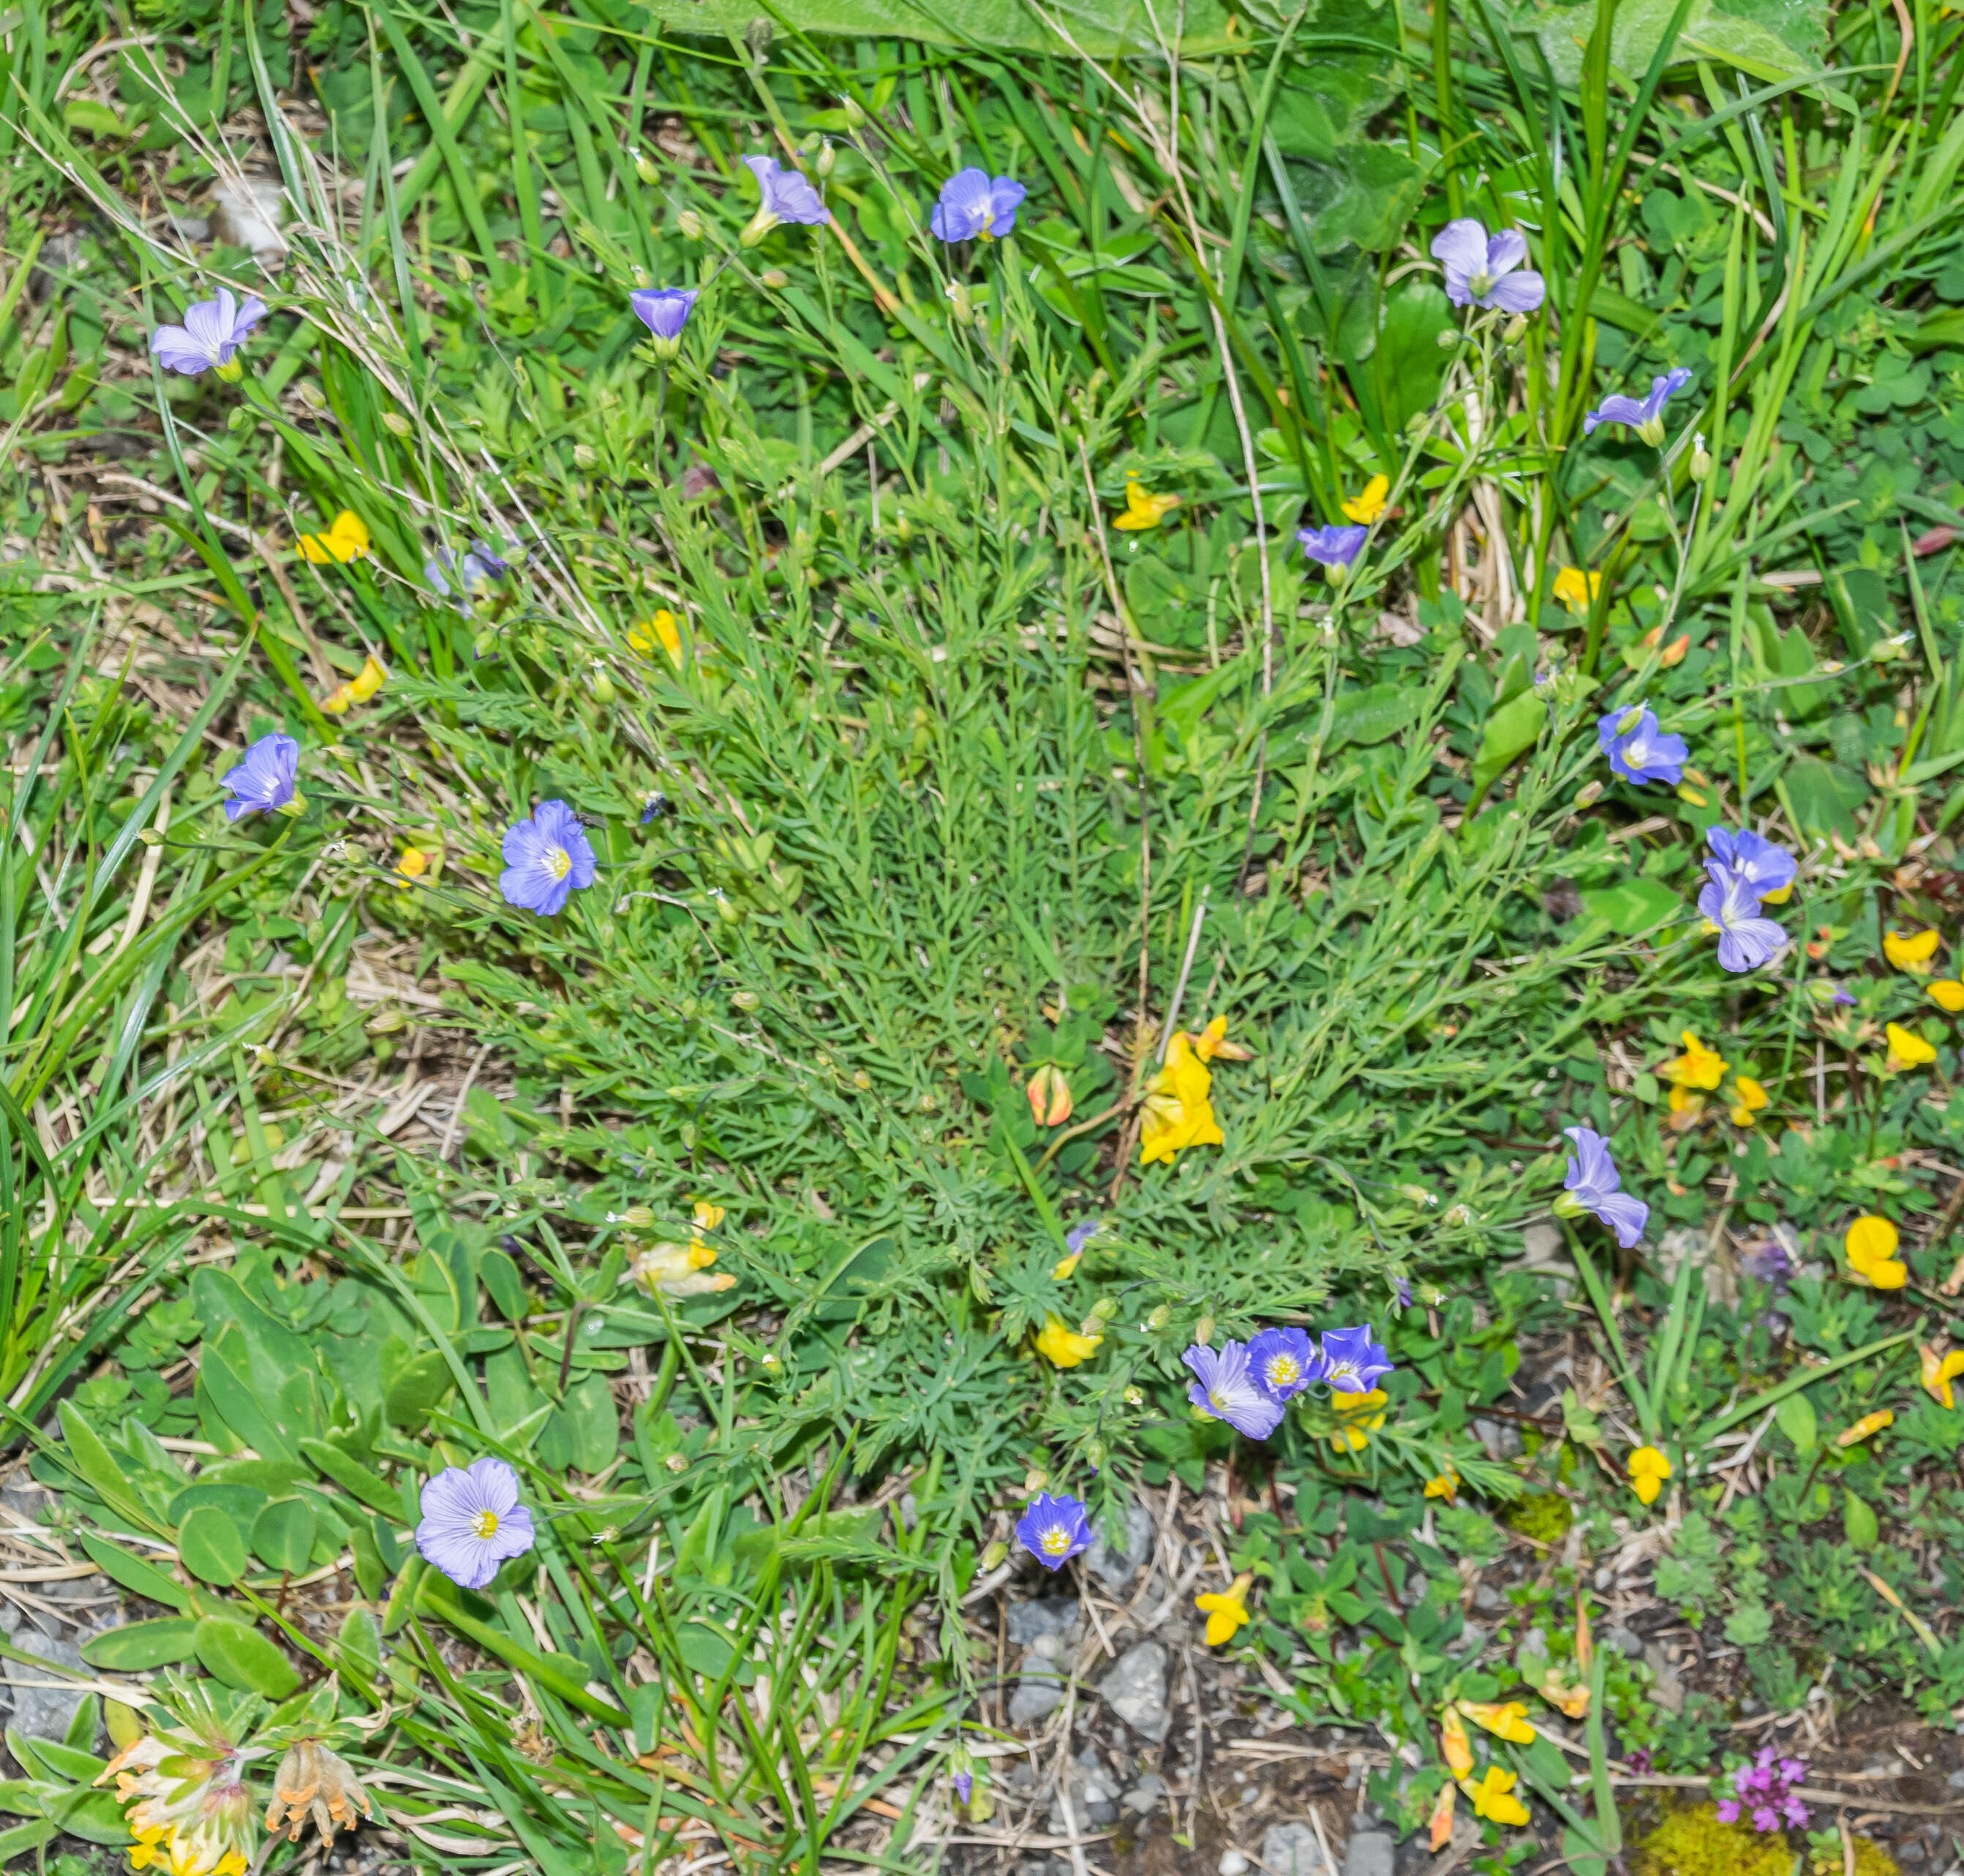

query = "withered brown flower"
263;1738;376;1845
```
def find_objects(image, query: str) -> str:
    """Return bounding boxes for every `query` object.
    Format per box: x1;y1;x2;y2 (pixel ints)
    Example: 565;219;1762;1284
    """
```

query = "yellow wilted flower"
1342;475;1390;524
626;1239;732;1298
1628;1444;1671;1505
1837;1408;1894;1447
691;1199;726;1232
1921;1343;1964;1409
1026;1064;1072;1126
1930;981;1964;1012
1538;1670;1589;1719
1423;1469;1459;1503
1189;1015;1253;1061
1458;1766;1530;1828
1139;1031;1223;1166
1035;1313;1102;1368
1194;1572;1252;1646
298;510;370;564
1886;1022;1938;1070
1328;1387;1387;1453
628;609;685;669
1551;565;1602;614
1884;928;1941;974
1459;1701;1536;1746
1113;477;1181;531
1663;1031;1727;1090
1427;1782;1456;1852
322;653;388;715
1728;1075;1768;1126
1440;1707;1475;1778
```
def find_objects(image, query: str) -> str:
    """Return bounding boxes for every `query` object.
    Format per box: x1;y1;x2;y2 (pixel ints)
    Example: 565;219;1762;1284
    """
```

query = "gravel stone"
1343;1828;1396;1876
1260;1821;1335;1876
1005;1597;1077;1647
4;1620;89;1744
1098;1640;1169;1742
1086;1499;1154;1593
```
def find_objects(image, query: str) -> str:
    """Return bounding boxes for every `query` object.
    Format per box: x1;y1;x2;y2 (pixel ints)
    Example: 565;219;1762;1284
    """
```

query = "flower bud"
1637;416;1666;448
589;663;616;704
138;827;165;848
676;208;706;239
620;1205;657;1228
1145;1303;1170;1331
1502;314;1527;344
1573;779;1603;809
382;411;412;437
731;989;760;1011
297;380;326;410
631;146;661;186
945;280;973;323
1086;1296;1118;1324
816;138;836;177
1194;1313;1214;1346
1124;1385;1143;1406
1442;1203;1472;1227
760;268;789;289
1022;1468;1047;1493
979;1540;1008;1572
665;1453;688;1472
843;94;867;127
1435;328;1461;349
574;442;598;468
1086;1438;1107;1471
1689;432;1712;482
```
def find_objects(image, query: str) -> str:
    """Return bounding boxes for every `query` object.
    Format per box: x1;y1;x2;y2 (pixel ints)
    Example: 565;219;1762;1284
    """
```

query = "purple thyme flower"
1298;524;1368;573
631;287;699;358
151;288;267;378
220;732;300;821
1317;1327;1393;1395
1557;1124;1648;1248
1597;701;1688;786
1430;219;1546;314
1706;825;1796;903
1064;1218;1100;1255
1186;1341;1287;1438
739;156;830;245
1742;1234;1796;1291
500;800;598;917
1584;366;1693;442
1246;1327;1322;1402
932;167;1028;242
1015;1493;1091;1570
415;1456;536;1589
1715;1748;1808;1833
1698;862;1787;973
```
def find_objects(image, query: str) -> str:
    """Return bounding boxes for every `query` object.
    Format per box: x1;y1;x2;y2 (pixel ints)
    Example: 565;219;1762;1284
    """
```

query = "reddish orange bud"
1026;1065;1073;1126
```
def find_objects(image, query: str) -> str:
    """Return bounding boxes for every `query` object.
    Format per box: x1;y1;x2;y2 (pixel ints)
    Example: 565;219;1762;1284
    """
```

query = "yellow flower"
1538;1670;1590;1719
1551;565;1602;614
1663;1031;1727;1090
321;652;388;714
1052;1251;1082;1280
394;847;429;884
1846;1215;1898;1273
1922;1343;1964;1409
1423;1469;1459;1503
1627;1444;1671;1505
1027;1064;1073;1126
1195;1571;1253;1646
1885;928;1941;974
1440;1707;1475;1778
1189;1014;1253;1061
1835;1408;1894;1447
626;1238;733;1298
1139;1031;1224;1167
629;609;685;669
1328;1387;1387;1452
1113;477;1181;531
1457;1766;1530;1828
1035;1312;1102;1367
1458;1700;1537;1746
1886;1022;1938;1070
1342;475;1390;524
298;510;369;564
1930;981;1964;1012
691;1199;726;1232
1728;1075;1768;1126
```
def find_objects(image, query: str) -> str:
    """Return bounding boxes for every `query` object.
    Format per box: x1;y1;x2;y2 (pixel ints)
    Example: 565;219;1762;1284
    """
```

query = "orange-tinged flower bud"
1459;1700;1537;1745
1440;1707;1475;1777
1836;1409;1894;1447
1427;1780;1456;1851
1026;1064;1073;1126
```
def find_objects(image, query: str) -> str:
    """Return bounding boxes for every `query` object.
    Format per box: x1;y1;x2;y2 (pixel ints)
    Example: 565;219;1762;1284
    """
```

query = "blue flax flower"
151;288;266;380
426;542;510;609
500;800;598;916
1298;524;1368;576
1584;367;1693;445
932;167;1027;241
1184;1341;1286;1439
739;156;830;246
1597;701;1687;786
631;287;699;359
1430;219;1546;313
1245;1327;1322;1402
1706;825;1796;903
1699;862;1787;973
1393;1275;1414;1311
415;1457;536;1589
1064;1218;1100;1255
1556;1125;1648;1248
221;733;300;821
1317;1327;1393;1395
1016;1493;1091;1570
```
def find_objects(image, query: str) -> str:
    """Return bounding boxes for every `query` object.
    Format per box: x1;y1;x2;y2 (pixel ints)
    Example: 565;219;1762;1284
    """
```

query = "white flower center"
472;1509;501;1540
1328;1364;1359;1391
1265;1356;1301;1387
1039;1523;1070;1555
1467;269;1494;299
546;846;572;881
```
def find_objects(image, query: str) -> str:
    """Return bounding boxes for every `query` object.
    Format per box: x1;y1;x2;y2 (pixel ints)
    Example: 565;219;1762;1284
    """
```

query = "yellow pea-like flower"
1342;475;1390;524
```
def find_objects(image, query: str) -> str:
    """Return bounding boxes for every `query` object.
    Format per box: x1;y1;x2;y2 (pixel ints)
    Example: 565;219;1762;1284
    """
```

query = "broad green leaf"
1470;688;1548;794
1775;1390;1817;1452
1513;0;1829;84
640;0;1244;56
252;1498;315;1575
177;1504;248;1586
1843;1491;1878;1550
1577;876;1684;935
81;1619;200;1671
77;1534;189;1614
298;1439;400;1515
1328;683;1423;750
192;1617;301;1698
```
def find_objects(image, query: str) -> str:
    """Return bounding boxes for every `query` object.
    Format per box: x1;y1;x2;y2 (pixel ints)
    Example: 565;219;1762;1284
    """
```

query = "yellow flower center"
1265;1355;1301;1387
1039;1523;1070;1555
472;1509;501;1540
546;846;572;881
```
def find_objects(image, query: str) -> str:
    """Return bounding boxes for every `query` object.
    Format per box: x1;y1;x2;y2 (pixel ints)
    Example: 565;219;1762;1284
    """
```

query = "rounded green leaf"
1843;1491;1879;1551
336;1606;381;1678
192;1617;301;1698
1776;1390;1817;1453
176;1504;247;1586
82;1617;200;1671
252;1498;315;1575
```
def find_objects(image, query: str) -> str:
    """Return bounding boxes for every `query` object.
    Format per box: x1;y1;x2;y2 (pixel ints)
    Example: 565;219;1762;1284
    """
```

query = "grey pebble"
1260;1821;1335;1876
1343;1828;1395;1876
1099;1640;1169;1742
1086;1499;1154;1594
